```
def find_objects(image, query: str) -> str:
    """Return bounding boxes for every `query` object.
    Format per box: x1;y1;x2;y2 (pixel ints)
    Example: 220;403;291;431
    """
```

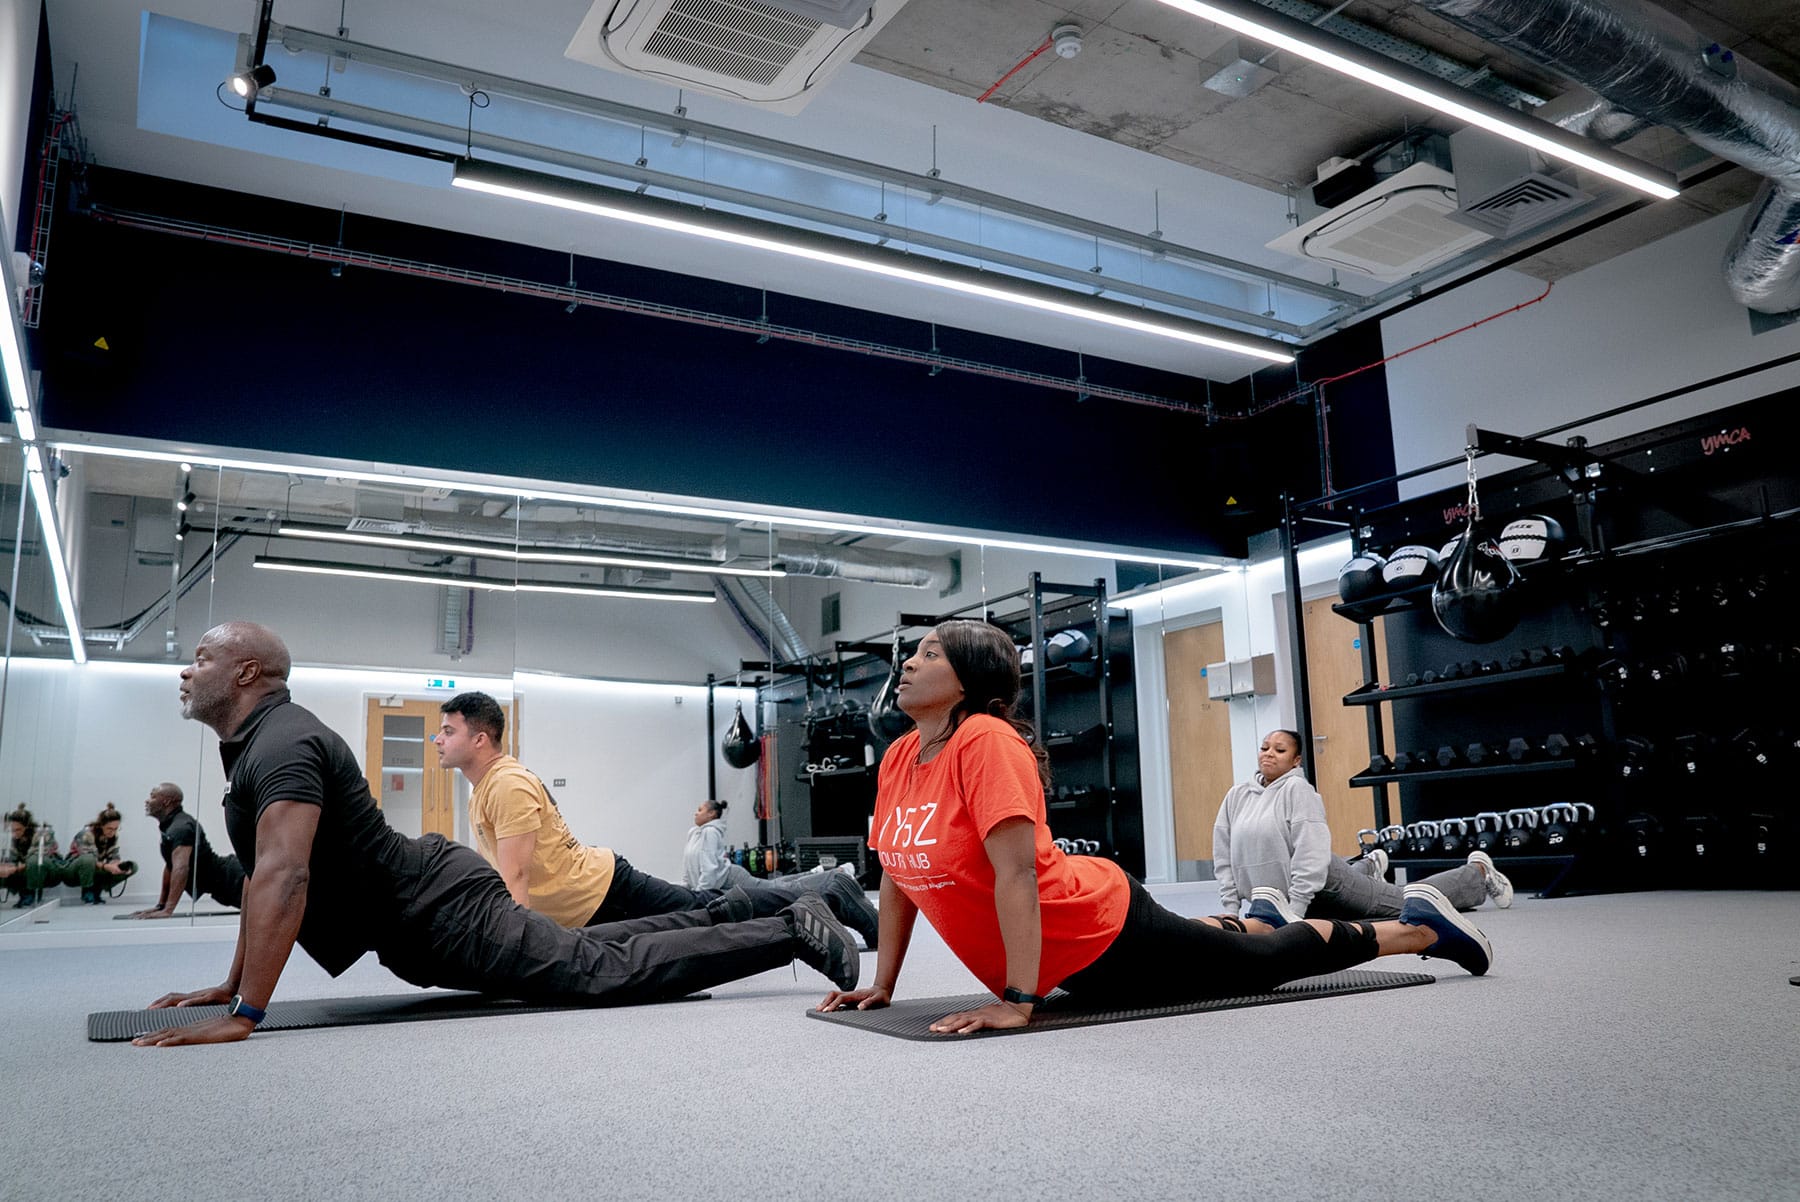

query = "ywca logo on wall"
1441;502;1472;527
1701;427;1751;455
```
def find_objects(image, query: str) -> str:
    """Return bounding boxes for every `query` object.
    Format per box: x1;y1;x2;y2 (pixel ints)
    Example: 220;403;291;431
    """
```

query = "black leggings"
1058;876;1379;1004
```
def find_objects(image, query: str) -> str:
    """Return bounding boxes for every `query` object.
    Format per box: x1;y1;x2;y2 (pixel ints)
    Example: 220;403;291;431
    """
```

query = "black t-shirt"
219;688;416;975
158;810;230;892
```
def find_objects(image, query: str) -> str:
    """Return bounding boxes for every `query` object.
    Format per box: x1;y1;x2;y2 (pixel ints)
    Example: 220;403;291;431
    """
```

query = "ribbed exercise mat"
805;969;1433;1041
89;989;710;1041
112;910;239;919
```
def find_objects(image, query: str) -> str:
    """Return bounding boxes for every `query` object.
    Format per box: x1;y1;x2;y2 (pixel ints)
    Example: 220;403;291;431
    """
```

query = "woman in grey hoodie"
1211;731;1509;929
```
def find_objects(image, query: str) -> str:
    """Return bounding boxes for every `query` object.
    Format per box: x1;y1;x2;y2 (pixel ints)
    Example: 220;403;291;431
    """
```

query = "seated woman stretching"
1214;730;1511;932
817;620;1492;1034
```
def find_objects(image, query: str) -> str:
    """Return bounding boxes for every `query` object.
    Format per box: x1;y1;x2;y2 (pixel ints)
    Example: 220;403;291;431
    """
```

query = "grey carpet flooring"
2;882;1796;1200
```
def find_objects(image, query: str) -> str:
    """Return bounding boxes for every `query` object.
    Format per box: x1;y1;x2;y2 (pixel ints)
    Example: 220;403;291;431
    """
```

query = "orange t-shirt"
871;714;1128;998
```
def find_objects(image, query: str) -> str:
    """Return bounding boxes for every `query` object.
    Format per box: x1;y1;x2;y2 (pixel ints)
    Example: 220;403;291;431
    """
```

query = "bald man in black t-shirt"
130;782;246;917
131;622;859;1046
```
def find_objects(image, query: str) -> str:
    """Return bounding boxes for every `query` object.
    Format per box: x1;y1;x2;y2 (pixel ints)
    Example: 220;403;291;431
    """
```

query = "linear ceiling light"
275;523;786;577
1149;0;1679;200
1;225;85;664
451;160;1296;365
22;446;87;663
252;555;716;603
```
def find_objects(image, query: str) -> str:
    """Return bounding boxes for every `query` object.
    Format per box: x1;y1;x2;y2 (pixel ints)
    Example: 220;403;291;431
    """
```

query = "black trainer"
705;886;754;925
784;894;859;991
823;873;881;950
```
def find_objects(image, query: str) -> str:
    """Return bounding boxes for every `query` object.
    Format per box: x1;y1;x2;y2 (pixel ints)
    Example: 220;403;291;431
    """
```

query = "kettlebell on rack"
1501;808;1538;852
1439;818;1470;855
1473;812;1506;854
1407;821;1439;857
1539;803;1579;849
1379;825;1408;857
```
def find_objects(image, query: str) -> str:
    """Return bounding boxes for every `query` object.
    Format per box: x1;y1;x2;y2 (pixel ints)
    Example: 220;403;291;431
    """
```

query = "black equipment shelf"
1343;661;1568;705
1330;580;1436;622
794;764;872;783
1349;758;1579;787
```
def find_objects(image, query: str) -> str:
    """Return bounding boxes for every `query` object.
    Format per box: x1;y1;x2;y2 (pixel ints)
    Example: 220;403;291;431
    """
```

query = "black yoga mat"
112;909;239;919
804;969;1433;1041
89;989;709;1042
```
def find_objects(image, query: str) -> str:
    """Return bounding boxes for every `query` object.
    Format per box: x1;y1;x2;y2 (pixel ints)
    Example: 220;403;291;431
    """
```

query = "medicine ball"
1498;514;1567;566
1044;628;1093;667
1438;534;1462;564
1337;553;1389;604
721;701;760;769
1381;544;1441;589
1432;529;1523;643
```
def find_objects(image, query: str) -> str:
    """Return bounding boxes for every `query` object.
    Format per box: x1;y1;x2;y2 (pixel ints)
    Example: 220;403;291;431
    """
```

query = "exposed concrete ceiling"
35;0;1800;383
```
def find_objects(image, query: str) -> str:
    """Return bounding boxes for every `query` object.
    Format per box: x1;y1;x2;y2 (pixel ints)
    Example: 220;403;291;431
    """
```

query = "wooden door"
1165;621;1237;861
364;699;455;839
1300;597;1394;857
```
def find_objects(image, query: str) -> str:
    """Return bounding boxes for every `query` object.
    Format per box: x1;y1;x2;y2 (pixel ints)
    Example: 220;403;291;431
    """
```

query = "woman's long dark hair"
922;619;1050;786
5;807;35;850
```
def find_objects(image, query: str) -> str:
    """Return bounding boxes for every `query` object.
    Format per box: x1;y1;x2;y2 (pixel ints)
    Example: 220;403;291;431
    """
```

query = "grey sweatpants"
1304;855;1488;919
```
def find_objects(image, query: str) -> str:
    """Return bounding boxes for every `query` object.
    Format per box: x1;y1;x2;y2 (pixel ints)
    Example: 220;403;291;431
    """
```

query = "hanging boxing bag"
1432;525;1522;642
721;700;760;768
868;627;915;744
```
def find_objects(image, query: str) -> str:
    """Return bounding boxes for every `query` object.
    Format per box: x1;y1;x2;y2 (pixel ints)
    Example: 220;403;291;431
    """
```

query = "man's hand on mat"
929;1001;1032;1034
147;985;234;1009
818;984;891;1012
131;909;176;919
131;1016;255;1047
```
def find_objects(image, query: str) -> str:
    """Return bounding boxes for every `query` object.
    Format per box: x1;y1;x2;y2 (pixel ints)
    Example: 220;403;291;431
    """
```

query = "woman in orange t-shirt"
818;619;1493;1034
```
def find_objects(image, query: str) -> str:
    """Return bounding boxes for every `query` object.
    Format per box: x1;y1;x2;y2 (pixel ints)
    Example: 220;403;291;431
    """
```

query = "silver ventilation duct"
1422;0;1800;312
719;576;812;667
773;547;953;591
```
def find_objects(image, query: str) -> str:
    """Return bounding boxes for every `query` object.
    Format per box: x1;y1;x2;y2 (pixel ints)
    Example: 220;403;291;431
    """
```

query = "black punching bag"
1431;526;1522;643
721;701;760;768
869;628;914;744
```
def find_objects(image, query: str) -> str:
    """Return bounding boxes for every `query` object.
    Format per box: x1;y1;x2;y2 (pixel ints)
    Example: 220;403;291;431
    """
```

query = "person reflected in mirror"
817;621;1494;1035
433;693;877;948
63;804;138;904
2;807;61;907
683;797;874;947
132;624;859;1047
1209;730;1511;932
130;783;247;918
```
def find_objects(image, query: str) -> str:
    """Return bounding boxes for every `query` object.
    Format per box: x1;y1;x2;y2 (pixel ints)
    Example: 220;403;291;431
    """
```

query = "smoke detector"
1051;25;1083;59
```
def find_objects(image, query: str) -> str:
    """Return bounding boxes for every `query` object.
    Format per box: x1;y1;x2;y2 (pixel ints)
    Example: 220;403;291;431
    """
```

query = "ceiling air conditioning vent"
1449;172;1590;238
1265;163;1491;283
566;0;913;114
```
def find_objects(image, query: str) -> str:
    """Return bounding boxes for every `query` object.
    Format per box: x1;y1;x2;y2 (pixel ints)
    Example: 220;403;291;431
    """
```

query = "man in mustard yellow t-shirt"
435;692;879;944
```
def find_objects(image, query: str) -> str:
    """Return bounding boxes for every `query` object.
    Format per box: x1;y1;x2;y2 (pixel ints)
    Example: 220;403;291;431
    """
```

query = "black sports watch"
1002;986;1046;1006
226;995;267;1025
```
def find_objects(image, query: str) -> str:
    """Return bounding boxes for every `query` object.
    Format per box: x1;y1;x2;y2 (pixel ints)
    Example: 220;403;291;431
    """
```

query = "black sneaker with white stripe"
1398;883;1493;976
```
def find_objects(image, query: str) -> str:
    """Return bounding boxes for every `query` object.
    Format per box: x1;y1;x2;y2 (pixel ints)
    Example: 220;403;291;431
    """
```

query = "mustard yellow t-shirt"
469;755;616;927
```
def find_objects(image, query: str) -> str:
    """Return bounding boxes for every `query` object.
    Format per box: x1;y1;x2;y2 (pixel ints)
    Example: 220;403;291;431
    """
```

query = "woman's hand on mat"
147;985;234;1009
131;1016;255;1048
929;1001;1033;1035
818;984;891;1012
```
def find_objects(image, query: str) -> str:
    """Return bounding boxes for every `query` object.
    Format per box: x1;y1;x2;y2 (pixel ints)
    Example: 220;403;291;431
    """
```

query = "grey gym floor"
1;882;1793;1201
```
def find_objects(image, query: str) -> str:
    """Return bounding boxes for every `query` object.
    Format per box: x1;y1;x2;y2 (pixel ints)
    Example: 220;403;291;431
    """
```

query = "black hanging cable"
464;88;490;157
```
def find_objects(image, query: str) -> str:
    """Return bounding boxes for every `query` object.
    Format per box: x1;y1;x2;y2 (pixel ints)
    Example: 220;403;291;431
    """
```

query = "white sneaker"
1246;886;1301;927
1466;850;1514;909
1359;849;1390;880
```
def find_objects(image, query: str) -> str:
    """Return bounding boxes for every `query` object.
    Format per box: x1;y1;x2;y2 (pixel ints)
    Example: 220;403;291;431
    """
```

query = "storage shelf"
1349;758;1580;787
1332;559;1560;623
794;764;871;783
1343;660;1568;705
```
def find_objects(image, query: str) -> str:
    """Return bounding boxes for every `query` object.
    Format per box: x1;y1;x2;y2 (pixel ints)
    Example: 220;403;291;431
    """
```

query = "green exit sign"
426;678;458;690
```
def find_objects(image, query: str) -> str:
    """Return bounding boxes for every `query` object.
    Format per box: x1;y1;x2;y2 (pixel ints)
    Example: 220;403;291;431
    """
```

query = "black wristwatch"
226;995;267;1026
1002;986;1046;1006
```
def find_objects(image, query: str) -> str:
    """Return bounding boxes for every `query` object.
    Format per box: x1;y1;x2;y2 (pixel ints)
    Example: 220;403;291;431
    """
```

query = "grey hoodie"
683;817;730;890
1211;765;1331;916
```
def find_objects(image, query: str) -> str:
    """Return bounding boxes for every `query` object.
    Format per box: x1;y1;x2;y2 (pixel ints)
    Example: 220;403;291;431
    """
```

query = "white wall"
1383;207;1800;500
1120;537;1352;883
0;0;38;251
